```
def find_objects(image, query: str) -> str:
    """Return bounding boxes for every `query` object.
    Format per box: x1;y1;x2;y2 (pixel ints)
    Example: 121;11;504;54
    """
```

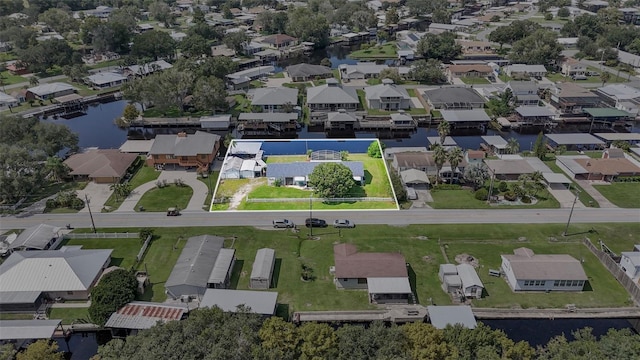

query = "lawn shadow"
229;260;244;289
109;257;124;267
407;264;420;305
276;304;290;320
583;280;593;292
137;284;155;301
364;170;373;185
271;258;282;288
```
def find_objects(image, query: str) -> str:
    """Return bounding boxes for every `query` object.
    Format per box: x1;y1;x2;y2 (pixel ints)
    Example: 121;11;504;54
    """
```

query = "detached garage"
250;248;275;289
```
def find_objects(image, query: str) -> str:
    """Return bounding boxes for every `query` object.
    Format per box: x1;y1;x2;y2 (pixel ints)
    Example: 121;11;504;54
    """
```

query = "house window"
67;291;73;295
166;155;175;159
554;280;560;286
357;278;367;284
341;278;348;282
559;280;566;286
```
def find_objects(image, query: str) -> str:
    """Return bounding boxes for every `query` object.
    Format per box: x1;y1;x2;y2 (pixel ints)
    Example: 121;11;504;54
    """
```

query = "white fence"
64;232;138;239
246;197;394;203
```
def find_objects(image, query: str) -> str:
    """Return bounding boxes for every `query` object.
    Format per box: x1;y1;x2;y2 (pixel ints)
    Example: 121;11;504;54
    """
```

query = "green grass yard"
135;185;193;212
48;307;90;325
406;88;417;97
67;223;639;312
349;43;397;59
142;107;211;118
460;76;491;85
103;162;160;211
430;187;560;209
593;183;640;208
265;155;307;163
0;71;28;85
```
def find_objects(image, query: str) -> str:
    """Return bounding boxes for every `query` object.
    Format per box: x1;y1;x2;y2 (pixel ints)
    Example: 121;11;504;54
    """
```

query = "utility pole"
562;186;580;236
308;194;313;238
487;167;495;204
85;193;97;233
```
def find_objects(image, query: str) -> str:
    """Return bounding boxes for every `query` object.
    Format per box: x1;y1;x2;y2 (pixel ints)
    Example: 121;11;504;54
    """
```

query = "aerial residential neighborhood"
1;0;640;358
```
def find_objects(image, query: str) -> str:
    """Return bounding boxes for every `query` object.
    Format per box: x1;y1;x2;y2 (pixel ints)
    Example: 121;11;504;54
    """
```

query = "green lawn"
0;71;28;85
265;155;307;163
15;181;87;211
270;72;284;79
460;76;491;85
331;69;341;82
198;171;219;210
88;59;121;70
103;162;160;211
135;185;193;212
498;73;512;82
142;107;211;118
75;223;638;312
349;42;397;59
430;187;560;209
406;88;417;97
544;160;599;207
48;307;90;325
593;182;640;208
545;71;627;84
366;78;382;85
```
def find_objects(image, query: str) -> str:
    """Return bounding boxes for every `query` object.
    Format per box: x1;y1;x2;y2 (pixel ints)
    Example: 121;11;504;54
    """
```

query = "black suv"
305;218;327;228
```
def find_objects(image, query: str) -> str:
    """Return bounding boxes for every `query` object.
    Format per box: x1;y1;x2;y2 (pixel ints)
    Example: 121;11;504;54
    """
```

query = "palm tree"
506;137;520;154
45;156;69;182
447;146;464;182
437;120;450;146
432;144;448;185
29;76;39;87
529;171;545;196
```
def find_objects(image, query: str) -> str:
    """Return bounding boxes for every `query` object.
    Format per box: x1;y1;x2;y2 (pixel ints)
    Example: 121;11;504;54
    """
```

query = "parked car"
334;219;355;228
166;207;180;216
571;74;588;80
305;218;327;228
587;71;600;76
273;219;295;228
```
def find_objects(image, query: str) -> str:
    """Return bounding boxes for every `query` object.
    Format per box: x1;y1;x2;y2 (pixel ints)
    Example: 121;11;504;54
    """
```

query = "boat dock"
293;305;427;324
472;307;640;319
129;117;203;128
23;91;121;119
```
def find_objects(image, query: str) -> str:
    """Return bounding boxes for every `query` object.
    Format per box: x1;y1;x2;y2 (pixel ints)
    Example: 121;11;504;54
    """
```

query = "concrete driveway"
77;182;113;213
117;169;209;212
547;184;584;209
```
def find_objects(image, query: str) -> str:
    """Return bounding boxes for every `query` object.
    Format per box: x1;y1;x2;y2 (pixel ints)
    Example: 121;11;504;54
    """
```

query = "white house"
620;247;640;282
501;247;588;292
457;264;484;299
0;92;19;110
364;79;411;111
505;64;548;79
85;72;127;89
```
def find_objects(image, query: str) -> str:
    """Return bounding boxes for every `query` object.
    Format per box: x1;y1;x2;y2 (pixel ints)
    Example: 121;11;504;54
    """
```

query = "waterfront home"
325;109;358;130
0;92;19;110
501;247;587;292
504;64;547;79
74;5;113;19
512;106;556;128
237;112;298;132
249;87;298;112
200;289;278;316
147;131;220;172
561;57;586;77
392;151;436;174
286;63;332;82
64;149;138;184
85;72;127;89
225;66;275;90
555;155;640;182
446;64;492;82
0;246;112;312
339;63;388;81
105;302;188;337
364;79;411;111
266;161;365;186
583;108;633;130
332;243;412;304
594;84;640;117
250;248;275;290
507;81;540;106
440;109;491;130
481;135;508;155
455;40;495;56
260;34;297;49
26;82;77;101
620;246;640;282
549;83;601;114
422;87;486;109
484;158;537;180
306;79;359;121
165;235;231;300
123;60;173;78
618;8;640;25
546;133;605;151
211;44;236;57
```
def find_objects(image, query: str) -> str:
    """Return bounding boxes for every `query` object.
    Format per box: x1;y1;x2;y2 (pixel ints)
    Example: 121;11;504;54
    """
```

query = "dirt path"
228;179;264;210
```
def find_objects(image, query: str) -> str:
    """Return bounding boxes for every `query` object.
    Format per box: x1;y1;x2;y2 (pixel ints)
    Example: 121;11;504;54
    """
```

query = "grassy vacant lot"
69;223;638;313
460;77;491;85
349;43;397;59
136;185;192;212
0;71;28;85
235;154;397;210
593;183;640;208
103;162;160;211
545;71;626;84
430;187;560;209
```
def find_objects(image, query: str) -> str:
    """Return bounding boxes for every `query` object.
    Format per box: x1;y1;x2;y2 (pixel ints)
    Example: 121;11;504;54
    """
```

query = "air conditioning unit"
329;266;335;275
180;295;192;303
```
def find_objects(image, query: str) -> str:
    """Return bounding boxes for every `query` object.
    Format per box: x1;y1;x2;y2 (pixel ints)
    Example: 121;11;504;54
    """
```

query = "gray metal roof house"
10;224;62;252
422;87;486;109
165;235;226;299
200;289;278;315
427;305;477;329
250;248;275;289
266;161;365;186
208;248;236;289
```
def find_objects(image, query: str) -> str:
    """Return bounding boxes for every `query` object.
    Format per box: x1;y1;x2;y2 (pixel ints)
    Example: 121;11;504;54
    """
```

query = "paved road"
1;208;638;231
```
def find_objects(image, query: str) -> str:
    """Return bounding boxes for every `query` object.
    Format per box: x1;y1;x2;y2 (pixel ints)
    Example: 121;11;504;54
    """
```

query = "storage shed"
250;248;275;289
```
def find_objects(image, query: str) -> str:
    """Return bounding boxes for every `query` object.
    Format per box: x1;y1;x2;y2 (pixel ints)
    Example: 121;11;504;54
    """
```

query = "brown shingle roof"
394;152;435;168
574;158;640;176
64;149;138;179
447;65;492;73
334;244;408;278
262;34;297;46
502;248;587;281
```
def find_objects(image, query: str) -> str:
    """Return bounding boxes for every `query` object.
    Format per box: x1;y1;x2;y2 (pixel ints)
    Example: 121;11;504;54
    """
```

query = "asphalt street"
1;208;638;231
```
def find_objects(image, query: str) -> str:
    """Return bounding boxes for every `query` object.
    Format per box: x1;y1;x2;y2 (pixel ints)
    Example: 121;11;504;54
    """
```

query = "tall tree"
286;7;330;48
600;72;611;87
88;269;137;326
489;20;540;46
38;8;79;34
506;137;520;154
532;131;547;159
192;77;228;113
259;317;300;360
149;1;175;27
131;30;176;60
45;156;70;182
416;32;462;62
510;29;563;66
386;7;399;25
308;162;356;198
16;340;64;360
403;322;457;360
432;143;448;185
437;120;450;145
179;34;210;58
447;146;464;181
298;322;338;360
223;31;250;54
408;59;447;84
464;162;489;190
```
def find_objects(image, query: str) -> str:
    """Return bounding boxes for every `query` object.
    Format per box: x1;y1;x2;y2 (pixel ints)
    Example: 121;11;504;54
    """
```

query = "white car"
334;219;355;228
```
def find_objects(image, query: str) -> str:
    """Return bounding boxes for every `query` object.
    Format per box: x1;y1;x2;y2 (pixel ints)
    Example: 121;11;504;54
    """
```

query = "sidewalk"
575;180;617;208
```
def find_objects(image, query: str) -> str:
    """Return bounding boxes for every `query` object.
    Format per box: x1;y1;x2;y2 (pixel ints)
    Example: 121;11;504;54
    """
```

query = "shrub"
475;188;488;201
498;181;508;193
521;196;532;203
274;179;283;187
432;184;462;191
156;179;168;188
504;191;517;201
174;178;185;187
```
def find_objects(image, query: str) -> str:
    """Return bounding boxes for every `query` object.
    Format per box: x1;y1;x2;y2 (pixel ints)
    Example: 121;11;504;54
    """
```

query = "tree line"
80;306;640;360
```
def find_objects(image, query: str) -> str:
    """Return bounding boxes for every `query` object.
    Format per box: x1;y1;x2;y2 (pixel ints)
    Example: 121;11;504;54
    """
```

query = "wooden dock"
293;305;427;323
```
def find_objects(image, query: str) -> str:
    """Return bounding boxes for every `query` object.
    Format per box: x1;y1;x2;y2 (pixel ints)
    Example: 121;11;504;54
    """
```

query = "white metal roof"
456;264;483;288
543;172;572;184
200;289;278;315
556;155;591;174
119;140;155;153
11;223;60;250
86;72;126;85
0;320;61;340
594;133;640;141
427;136;457;146
482;135;508;149
251;248;275;280
440;109;491;122
427;305;477;329
367;277;412;294
27;82;77;96
208;249;235;285
546;133;605;145
229;141;263;155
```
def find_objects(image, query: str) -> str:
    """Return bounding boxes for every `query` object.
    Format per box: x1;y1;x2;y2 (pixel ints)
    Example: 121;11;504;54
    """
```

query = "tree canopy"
308;162;356;198
286;7;330;48
131;30;176;61
416;32;462;63
88;269;137;326
509;29;563;66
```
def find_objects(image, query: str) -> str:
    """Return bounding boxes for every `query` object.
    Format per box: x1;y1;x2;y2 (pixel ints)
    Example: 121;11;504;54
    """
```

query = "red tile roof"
334;244;408;278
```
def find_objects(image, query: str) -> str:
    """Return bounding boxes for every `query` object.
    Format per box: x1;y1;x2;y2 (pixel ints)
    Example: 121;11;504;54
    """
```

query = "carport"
401;169;430;189
543;172;572;189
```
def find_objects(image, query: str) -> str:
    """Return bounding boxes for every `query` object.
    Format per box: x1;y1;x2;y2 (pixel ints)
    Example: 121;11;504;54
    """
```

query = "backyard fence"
245;196;395;203
583;237;640;306
136;235;153;263
64;232;138;239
